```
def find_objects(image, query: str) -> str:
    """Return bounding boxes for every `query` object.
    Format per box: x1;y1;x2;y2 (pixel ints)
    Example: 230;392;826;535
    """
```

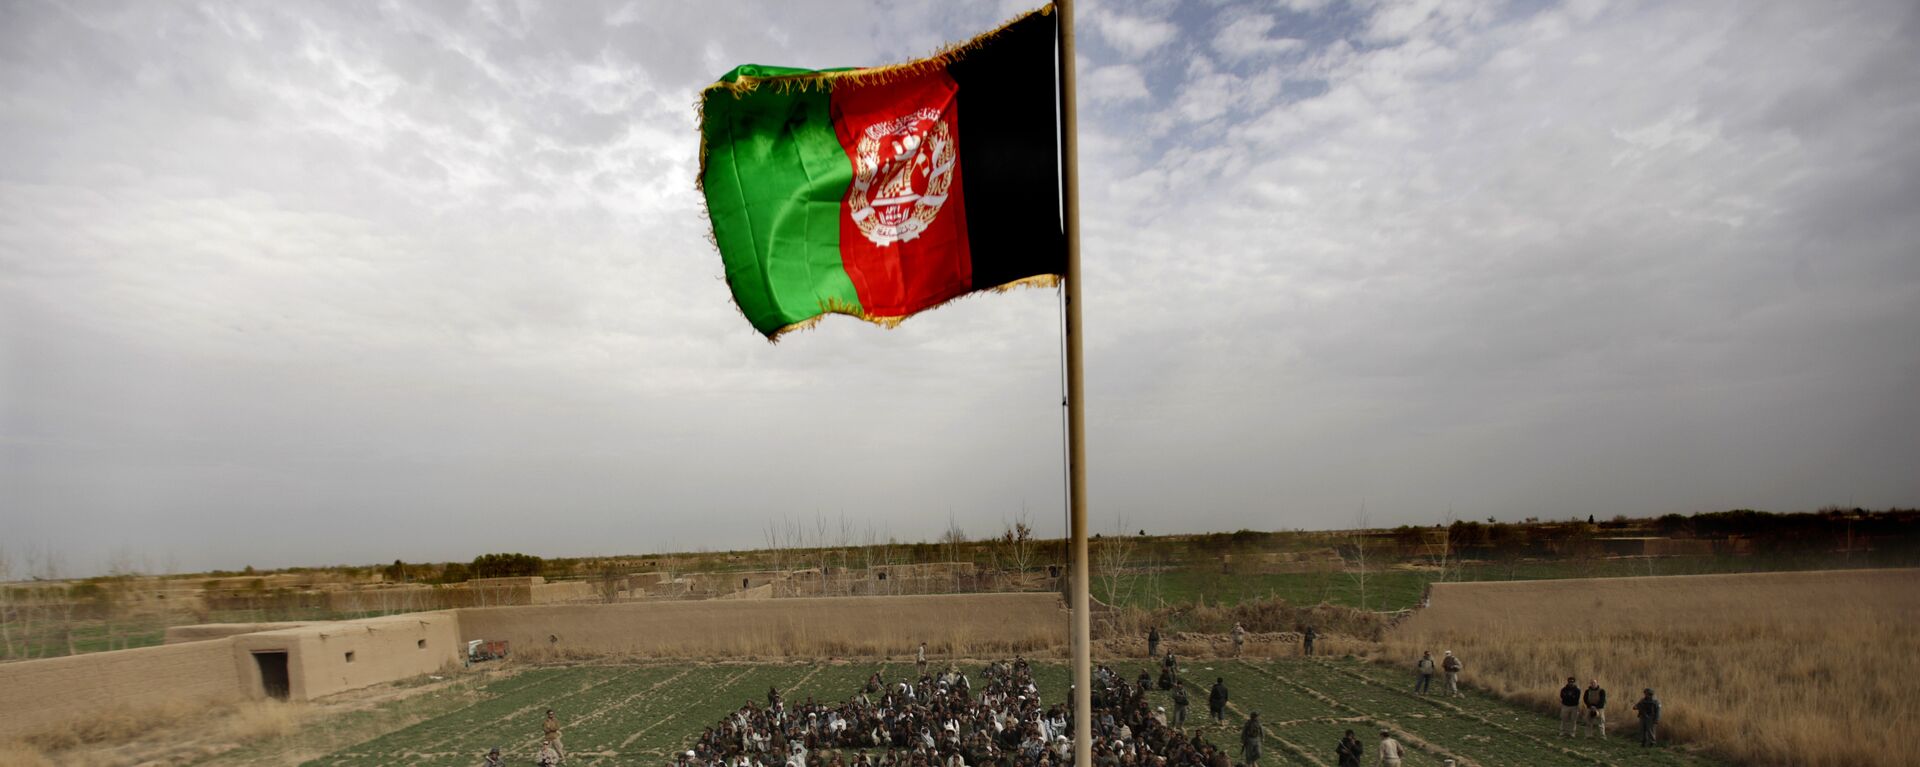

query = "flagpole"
1055;3;1092;767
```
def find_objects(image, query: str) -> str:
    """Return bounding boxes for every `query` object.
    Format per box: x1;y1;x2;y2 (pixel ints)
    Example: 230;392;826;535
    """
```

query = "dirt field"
276;658;1726;767
1380;568;1920;767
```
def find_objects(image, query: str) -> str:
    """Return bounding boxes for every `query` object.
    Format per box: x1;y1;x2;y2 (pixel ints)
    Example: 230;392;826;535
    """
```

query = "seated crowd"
680;659;1236;767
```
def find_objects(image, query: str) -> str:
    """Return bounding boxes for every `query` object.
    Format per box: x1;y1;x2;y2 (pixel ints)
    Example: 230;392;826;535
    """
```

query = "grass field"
1117;554;1893;612
293;658;1727;767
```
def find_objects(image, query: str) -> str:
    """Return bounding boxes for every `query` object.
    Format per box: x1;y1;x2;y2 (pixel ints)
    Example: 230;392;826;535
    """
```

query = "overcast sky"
3;0;1917;576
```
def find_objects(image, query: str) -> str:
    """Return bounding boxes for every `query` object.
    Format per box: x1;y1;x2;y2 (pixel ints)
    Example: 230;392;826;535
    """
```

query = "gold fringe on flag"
763;275;1063;342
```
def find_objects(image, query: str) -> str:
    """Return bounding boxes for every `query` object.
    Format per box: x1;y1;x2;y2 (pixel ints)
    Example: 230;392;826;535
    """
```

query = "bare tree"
0;545;16;659
1095;518;1137;607
1427;509;1456;584
935;514;970;593
763;517;789;595
939;513;969;561
996;511;1039;587
1346;511;1373;611
103;547;139;651
596;562;625;604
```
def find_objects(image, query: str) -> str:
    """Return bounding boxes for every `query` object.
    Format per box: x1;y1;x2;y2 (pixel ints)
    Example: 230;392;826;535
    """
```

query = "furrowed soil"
296;659;1729;767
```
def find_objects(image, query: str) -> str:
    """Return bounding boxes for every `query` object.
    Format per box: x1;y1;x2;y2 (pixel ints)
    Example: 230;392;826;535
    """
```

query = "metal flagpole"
1055;3;1091;767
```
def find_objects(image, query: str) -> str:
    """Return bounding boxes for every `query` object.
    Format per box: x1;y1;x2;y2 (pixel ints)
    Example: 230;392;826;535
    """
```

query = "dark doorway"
253;651;290;700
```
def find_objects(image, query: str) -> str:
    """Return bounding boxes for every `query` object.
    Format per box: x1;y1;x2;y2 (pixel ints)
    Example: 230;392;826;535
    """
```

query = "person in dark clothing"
1208;678;1230;724
1302;626;1318;657
1148;626;1161;659
1335;729;1363;767
1558;677;1582;737
1158;666;1175;691
1240;712;1263;765
1138;669;1153;690
1172;683;1190;728
1633;688;1662;746
1414;652;1436;694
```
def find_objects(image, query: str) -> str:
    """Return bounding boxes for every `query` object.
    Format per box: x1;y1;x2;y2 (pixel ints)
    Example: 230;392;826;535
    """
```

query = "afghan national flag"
698;5;1065;339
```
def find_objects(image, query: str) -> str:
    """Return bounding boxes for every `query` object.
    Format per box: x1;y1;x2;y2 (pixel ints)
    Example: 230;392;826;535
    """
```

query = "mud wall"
456;592;1066;658
164;621;313;644
231;611;464;700
0;638;246;739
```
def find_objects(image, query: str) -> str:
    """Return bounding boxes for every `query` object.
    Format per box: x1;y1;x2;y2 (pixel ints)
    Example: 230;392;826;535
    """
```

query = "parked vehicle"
466;639;509;665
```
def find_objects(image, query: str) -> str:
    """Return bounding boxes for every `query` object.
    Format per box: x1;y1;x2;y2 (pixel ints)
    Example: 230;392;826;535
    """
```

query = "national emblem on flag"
697;5;1065;339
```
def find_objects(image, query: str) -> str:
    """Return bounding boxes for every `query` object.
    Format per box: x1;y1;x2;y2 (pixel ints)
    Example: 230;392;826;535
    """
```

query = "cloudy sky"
3;0;1916;575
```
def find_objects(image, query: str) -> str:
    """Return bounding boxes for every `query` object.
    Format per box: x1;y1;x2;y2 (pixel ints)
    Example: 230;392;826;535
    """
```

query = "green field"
1119;553;1880;612
298;659;1726;767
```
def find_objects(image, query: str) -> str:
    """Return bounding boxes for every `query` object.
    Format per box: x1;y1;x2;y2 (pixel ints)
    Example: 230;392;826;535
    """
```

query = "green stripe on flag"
701;68;864;336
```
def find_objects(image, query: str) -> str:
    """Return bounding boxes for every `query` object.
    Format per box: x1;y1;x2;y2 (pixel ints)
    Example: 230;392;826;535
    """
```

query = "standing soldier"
542;709;564;760
1376;729;1404;767
1208;677;1230;725
1633;688;1662;746
1240;711;1263;766
1414;652;1437;694
1172;682;1191;728
1441;651;1463;697
482;746;505;767
1148;626;1161;659
1581;679;1607;737
1558;678;1582;737
1302;626;1318;657
1232;623;1247;656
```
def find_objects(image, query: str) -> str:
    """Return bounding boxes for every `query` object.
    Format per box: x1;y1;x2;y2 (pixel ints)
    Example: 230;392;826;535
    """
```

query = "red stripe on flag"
831;71;973;320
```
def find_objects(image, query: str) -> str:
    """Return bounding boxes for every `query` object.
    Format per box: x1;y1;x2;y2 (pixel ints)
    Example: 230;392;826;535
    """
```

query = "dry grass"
218;700;311;741
1378;568;1920;767
8;699;312;766
0;741;56;767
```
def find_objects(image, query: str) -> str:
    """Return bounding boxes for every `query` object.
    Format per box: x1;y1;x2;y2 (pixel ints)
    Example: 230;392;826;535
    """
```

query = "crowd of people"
669;658;1263;767
490;642;1667;766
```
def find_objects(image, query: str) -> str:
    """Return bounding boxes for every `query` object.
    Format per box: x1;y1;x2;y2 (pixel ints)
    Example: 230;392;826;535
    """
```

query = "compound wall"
455;592;1066;658
0;637;246;739
0;592;1066;741
230;611;464;700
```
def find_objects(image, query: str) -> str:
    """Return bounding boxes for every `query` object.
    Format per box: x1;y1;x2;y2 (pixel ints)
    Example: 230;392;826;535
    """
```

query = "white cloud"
1091;11;1179;56
1084;64;1151;104
3;0;1917;572
1213;14;1306;60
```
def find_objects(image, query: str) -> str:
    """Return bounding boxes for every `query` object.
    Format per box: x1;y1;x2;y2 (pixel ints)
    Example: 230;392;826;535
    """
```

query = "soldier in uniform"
1633;688;1662;746
542;708;564;761
1581;679;1608;737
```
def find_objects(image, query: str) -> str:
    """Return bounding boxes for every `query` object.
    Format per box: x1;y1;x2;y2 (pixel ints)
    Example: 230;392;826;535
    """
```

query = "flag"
698;5;1065;339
